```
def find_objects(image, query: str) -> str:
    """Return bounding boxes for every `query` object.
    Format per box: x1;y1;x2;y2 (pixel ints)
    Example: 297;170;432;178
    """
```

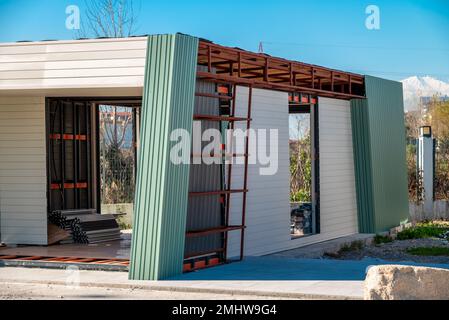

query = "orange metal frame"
197;40;365;100
183;77;253;272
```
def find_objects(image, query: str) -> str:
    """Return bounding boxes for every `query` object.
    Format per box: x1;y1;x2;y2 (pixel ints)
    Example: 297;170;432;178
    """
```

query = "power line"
344;69;449;79
262;41;449;53
258;41;449;79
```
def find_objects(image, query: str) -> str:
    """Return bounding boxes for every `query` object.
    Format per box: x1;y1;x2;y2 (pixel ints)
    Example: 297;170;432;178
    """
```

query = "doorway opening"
289;94;319;238
46;98;141;248
97;104;139;230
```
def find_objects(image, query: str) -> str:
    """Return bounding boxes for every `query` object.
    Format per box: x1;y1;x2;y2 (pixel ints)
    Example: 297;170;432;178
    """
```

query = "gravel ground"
327;238;449;264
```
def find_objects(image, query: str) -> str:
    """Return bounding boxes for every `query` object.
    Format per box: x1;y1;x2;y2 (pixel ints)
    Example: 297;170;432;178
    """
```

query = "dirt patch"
326;238;449;264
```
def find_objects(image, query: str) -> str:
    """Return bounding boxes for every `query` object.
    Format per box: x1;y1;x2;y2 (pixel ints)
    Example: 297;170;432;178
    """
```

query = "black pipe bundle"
48;209;121;244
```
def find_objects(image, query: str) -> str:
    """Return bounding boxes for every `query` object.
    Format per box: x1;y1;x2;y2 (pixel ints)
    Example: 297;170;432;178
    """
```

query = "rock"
364;265;449;300
389;222;413;239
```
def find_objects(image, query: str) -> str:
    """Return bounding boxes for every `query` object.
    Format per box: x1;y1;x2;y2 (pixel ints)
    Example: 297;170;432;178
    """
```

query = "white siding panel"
0;39;147;54
227;87;291;258
0;58;145;72
226;92;359;258
0;96;47;245
318;97;358;239
0;37;147;91
0;50;146;63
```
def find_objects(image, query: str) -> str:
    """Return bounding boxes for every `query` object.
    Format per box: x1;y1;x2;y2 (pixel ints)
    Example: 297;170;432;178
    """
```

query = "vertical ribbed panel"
185;75;223;256
351;99;375;233
129;34;199;280
351;76;409;233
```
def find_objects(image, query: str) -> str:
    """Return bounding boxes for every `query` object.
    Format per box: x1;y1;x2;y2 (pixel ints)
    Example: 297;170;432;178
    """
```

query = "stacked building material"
47;223;71;245
290;203;313;236
48;209;121;244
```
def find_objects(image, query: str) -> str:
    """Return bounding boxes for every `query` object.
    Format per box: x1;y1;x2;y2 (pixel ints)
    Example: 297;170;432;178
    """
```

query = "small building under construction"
0;34;409;280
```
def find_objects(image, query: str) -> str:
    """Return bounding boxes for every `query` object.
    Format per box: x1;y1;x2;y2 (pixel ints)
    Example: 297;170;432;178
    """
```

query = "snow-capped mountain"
401;76;449;111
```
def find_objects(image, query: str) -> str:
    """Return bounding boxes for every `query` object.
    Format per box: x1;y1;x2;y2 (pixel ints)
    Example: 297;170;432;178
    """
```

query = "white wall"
0;37;148;245
226;91;359;257
0;37;147;91
317;97;358;238
227;87;291;258
0;96;47;245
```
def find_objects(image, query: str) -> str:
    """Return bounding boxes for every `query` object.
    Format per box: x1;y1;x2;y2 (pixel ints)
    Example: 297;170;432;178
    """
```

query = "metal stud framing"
184;80;252;270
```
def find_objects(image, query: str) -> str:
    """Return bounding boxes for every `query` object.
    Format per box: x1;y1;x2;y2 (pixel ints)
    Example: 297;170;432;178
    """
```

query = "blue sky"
0;0;448;82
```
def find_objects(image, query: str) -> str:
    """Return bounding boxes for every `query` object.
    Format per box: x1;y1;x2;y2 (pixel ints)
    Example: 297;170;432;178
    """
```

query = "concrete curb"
0;260;128;272
1;277;361;300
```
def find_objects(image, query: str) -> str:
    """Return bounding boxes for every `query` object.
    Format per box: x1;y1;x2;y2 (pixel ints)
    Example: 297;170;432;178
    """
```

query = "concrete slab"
173;256;449;281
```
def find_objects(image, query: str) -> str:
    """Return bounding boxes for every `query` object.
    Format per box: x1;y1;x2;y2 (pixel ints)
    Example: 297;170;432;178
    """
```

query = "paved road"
3;257;447;300
0;263;363;300
0;281;293;300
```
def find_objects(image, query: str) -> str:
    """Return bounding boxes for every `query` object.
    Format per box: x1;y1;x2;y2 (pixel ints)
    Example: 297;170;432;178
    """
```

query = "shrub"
396;222;449;240
406;247;449;256
373;234;393;245
290;189;310;202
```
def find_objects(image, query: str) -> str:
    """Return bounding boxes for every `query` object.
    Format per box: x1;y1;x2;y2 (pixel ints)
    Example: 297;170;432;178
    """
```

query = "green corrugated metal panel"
129;34;199;280
351;98;376;233
351;75;409;233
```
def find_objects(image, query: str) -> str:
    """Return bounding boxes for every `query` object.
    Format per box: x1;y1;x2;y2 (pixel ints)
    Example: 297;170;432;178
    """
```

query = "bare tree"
289;115;311;202
99;105;135;205
78;0;139;38
404;110;421;140
100;105;132;149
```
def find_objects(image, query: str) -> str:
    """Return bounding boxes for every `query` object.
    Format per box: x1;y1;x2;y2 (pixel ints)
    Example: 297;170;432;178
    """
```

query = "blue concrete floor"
170;257;449;281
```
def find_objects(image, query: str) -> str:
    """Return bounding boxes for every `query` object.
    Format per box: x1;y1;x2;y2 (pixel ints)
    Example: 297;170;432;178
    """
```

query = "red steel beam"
186;225;245;238
189;189;248;196
198;42;364;80
193;114;251;122
184;248;225;259
197;71;363;100
240;85;252;261
195;92;233;100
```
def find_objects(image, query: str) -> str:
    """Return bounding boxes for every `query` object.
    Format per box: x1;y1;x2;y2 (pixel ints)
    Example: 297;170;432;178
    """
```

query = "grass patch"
406;247;449;256
373;234;393;245
396;221;449;240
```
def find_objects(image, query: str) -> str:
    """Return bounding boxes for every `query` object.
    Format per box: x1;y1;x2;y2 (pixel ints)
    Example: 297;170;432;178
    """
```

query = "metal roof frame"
197;40;365;100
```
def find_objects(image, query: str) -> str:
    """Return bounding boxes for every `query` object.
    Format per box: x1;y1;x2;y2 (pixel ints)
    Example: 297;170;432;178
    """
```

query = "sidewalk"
0;257;367;300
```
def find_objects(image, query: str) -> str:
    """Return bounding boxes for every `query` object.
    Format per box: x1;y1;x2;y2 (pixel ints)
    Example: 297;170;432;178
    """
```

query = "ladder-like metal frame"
185;78;253;268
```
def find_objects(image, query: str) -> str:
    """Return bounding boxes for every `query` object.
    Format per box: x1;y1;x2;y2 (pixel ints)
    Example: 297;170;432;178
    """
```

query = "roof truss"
197;40;365;100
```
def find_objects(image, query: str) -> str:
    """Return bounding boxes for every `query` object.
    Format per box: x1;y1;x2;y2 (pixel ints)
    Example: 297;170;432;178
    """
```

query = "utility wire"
260;42;449;79
342;69;449;79
262;41;449;53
